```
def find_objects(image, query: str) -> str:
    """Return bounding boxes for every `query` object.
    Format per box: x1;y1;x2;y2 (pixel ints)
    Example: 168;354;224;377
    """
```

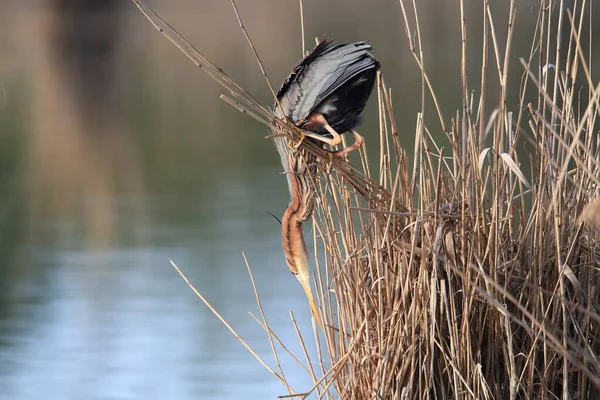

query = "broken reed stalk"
135;0;600;398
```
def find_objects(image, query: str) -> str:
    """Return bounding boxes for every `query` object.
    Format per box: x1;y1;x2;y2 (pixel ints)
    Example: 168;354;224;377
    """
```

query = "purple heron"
272;40;379;327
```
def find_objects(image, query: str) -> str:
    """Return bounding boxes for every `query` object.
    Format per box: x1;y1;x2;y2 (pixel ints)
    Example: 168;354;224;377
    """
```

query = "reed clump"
134;0;600;398
304;1;600;398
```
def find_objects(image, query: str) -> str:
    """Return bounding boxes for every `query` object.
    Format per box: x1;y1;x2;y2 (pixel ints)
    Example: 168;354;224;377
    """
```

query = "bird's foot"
321;130;364;173
332;130;364;158
288;131;307;151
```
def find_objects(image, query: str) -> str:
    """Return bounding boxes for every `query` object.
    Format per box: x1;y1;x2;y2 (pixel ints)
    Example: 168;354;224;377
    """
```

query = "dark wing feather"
275;39;334;100
311;50;379;107
275;41;379;122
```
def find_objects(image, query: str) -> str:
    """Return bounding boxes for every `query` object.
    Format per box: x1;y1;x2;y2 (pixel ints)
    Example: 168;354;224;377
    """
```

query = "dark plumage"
274;40;380;151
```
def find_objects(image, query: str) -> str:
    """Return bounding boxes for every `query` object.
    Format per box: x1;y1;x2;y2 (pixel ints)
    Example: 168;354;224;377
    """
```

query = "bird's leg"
319;131;364;172
302;114;364;158
291;131;307;150
264;131;306;151
333;130;364;157
300;113;343;147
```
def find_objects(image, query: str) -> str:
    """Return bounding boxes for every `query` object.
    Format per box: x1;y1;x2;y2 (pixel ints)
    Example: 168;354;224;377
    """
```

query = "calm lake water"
0;168;320;400
0;1;597;399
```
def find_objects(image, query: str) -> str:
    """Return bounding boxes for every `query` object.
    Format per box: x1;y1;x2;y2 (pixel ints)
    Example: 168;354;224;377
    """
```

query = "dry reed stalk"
135;0;600;398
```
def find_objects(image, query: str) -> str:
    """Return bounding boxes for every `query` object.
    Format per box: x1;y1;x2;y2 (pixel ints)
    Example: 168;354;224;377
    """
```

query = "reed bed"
135;0;600;398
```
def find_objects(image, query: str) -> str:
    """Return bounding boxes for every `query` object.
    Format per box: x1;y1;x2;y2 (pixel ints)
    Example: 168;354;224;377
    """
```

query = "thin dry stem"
132;0;600;397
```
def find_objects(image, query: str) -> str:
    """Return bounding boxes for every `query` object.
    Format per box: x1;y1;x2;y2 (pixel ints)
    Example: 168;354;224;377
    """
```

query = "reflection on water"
1;0;599;399
0;168;318;400
1;2;321;398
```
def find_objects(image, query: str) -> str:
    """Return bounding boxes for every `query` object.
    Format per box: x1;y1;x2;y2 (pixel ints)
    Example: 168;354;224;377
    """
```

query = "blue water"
0;170;321;400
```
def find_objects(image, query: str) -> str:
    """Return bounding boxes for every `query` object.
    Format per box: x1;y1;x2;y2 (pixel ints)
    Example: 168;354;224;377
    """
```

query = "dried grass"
135;0;600;398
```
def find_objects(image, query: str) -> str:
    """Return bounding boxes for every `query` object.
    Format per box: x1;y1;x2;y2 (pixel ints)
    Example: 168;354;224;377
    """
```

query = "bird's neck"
281;172;309;274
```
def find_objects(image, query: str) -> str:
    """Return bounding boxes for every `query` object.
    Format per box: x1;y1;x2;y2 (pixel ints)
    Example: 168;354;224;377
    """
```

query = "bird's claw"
286;132;306;151
294;132;307;150
333;130;364;158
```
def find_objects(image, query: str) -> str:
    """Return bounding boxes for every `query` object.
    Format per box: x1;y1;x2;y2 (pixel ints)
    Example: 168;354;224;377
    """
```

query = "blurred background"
0;1;597;399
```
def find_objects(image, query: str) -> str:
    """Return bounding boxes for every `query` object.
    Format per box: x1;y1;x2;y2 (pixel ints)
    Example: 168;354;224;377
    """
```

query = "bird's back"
275;40;380;124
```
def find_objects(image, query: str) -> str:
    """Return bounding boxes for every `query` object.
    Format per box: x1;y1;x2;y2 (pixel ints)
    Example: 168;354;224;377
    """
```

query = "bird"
271;39;380;327
275;39;380;156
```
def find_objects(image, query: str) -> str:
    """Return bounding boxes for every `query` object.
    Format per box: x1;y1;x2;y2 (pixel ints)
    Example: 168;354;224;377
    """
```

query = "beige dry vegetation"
135;0;600;398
